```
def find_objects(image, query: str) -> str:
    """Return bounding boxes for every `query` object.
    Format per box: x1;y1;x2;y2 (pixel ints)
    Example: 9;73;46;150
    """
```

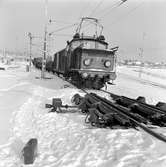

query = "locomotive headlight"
83;58;91;66
104;60;111;68
82;72;88;78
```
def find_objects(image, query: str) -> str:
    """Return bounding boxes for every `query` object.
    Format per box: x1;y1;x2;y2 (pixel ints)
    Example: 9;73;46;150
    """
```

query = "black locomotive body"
52;35;117;89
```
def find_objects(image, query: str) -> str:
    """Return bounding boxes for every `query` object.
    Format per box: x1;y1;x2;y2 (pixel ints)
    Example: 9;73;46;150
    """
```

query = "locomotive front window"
96;42;107;49
83;41;95;49
71;40;107;50
83;40;107;49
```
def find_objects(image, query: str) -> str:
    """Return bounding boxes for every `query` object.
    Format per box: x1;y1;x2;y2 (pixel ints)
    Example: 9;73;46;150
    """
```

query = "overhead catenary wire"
78;0;92;19
78;0;101;20
99;0;128;20
79;0;128;33
49;23;78;36
88;0;104;17
94;0;120;18
107;1;145;27
49;33;73;37
102;1;145;44
49;19;76;25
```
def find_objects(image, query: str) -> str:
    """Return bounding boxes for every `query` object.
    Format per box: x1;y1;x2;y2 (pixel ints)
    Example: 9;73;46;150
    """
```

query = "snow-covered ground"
0;63;166;167
117;66;166;89
110;66;166;104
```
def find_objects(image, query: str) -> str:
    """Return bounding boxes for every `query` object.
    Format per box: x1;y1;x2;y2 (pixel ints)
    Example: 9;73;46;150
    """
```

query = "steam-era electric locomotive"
33;17;118;89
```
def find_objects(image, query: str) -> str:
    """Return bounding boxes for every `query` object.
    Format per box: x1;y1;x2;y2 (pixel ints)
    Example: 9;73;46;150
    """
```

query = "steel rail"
86;93;166;143
99;89;166;115
121;96;166;114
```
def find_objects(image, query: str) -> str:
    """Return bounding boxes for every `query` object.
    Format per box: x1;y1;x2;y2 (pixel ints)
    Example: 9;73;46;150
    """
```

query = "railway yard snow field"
0;63;166;167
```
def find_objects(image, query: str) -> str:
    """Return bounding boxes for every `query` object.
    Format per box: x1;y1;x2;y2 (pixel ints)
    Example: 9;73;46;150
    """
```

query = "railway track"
100;89;166;114
57;78;166;143
35;68;166;143
71;90;166;143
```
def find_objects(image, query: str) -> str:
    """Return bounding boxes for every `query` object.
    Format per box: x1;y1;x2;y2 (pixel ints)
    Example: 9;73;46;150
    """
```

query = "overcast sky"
0;0;166;62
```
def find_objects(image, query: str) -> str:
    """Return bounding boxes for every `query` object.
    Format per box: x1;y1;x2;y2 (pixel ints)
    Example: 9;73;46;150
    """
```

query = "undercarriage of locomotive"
66;72;109;90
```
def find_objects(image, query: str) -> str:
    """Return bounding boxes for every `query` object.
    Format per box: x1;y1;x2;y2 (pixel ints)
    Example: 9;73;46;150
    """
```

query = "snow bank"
1;86;166;167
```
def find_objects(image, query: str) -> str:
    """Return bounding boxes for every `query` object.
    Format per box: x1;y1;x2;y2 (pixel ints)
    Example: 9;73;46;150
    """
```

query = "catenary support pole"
41;0;48;79
28;32;32;71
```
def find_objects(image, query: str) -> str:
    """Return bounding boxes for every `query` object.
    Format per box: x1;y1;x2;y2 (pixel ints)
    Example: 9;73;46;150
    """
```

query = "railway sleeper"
129;103;165;124
113;114;132;127
118;96;166;115
116;97;134;107
91;102;114;115
115;97;165;121
86;108;132;128
128;112;149;124
83;99;133;128
129;103;156;117
150;114;166;126
91;93;152;124
156;102;166;111
86;108;106;128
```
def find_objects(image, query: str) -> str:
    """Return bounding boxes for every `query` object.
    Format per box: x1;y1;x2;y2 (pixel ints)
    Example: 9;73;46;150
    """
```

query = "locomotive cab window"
95;42;107;49
70;40;107;50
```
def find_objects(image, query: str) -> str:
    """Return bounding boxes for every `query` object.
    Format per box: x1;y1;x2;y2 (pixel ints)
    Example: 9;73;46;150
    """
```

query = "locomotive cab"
67;34;117;89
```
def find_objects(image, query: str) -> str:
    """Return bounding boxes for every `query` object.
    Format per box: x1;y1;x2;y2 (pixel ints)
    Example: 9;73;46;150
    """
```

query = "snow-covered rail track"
70;91;166;143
